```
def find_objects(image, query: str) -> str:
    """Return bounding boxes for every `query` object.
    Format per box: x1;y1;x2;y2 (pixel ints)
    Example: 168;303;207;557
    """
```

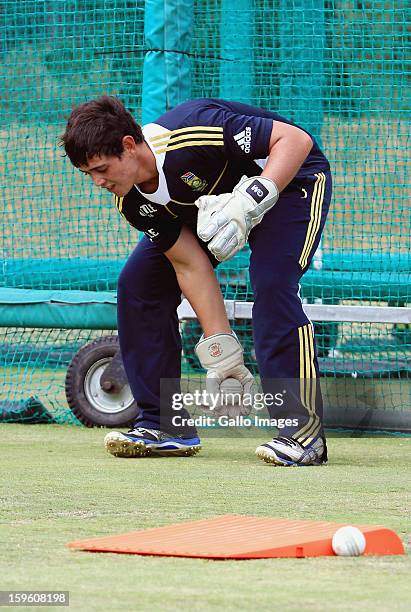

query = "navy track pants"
117;170;332;442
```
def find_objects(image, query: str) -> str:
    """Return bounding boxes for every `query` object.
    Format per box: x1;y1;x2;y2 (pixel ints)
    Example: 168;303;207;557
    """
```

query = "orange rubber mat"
67;515;405;559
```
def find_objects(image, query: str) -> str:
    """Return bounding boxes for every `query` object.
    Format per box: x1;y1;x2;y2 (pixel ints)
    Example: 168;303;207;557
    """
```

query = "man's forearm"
194;121;313;262
165;225;231;338
175;264;231;338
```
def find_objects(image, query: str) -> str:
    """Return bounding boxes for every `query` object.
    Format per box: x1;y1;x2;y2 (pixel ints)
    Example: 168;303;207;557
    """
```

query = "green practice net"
0;1;410;428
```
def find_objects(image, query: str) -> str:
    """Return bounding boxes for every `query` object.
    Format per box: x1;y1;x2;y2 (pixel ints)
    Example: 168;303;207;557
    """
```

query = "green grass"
1;425;410;611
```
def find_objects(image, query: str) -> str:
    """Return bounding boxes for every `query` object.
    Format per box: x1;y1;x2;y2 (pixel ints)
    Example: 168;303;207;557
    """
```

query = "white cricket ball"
332;526;366;556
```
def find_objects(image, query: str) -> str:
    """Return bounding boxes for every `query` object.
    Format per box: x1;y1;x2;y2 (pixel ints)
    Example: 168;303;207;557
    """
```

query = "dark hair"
60;96;143;167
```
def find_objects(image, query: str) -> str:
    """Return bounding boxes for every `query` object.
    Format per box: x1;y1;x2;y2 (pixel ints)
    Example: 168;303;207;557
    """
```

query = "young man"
61;96;332;466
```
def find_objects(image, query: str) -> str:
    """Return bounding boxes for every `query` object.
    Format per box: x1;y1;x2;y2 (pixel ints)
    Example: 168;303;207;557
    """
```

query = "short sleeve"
142;221;183;252
192;105;273;160
114;194;183;253
134;217;183;252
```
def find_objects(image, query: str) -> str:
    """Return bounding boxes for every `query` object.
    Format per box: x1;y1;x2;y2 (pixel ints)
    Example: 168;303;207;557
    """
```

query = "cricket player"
61;96;332;466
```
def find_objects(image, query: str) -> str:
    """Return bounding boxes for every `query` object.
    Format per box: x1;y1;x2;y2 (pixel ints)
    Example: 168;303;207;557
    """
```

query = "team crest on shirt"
180;171;208;192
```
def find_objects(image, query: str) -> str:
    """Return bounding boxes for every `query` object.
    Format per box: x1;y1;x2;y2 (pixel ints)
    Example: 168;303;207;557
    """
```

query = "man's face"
78;151;138;197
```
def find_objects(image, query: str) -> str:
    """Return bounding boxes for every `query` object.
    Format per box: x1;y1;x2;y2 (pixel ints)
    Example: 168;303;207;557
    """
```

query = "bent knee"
253;273;300;300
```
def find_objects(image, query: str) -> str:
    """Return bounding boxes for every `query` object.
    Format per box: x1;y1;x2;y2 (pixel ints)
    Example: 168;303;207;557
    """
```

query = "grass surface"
1;425;410;611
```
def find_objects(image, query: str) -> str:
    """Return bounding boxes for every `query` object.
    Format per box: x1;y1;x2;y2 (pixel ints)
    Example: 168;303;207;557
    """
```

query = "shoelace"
128;427;161;440
275;436;302;448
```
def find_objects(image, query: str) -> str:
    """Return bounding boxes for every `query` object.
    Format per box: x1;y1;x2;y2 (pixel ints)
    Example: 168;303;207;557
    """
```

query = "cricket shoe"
104;427;201;458
255;436;326;466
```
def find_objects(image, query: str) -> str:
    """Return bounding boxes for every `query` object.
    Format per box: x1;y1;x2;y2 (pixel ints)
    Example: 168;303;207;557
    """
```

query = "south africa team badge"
180;171;208;192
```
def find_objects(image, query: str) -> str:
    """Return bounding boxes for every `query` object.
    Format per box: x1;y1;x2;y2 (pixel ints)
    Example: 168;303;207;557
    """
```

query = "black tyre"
65;335;138;428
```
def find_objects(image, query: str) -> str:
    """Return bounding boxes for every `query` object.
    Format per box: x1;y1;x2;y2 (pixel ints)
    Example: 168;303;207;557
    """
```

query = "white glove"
196;175;279;261
195;332;255;415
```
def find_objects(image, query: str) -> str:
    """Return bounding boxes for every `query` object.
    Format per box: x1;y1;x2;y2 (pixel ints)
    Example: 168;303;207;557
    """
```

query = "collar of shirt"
135;123;171;206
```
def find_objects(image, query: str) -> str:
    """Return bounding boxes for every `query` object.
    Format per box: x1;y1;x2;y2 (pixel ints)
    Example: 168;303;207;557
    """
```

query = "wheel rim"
83;358;134;414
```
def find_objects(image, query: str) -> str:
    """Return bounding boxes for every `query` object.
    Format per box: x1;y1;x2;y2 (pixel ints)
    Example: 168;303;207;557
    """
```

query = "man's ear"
122;135;137;152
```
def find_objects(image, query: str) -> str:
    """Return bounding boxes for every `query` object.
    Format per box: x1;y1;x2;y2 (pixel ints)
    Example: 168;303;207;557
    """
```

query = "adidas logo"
234;126;252;153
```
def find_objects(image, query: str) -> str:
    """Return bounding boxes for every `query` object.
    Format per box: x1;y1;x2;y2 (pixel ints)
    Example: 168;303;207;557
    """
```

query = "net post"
142;0;193;124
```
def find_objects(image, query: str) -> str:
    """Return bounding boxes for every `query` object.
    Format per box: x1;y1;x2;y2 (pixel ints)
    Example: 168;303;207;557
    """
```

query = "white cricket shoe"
256;436;326;466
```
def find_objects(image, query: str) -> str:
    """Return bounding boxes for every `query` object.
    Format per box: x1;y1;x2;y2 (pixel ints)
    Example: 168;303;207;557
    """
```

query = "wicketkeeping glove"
196;175;279;261
195;332;255;410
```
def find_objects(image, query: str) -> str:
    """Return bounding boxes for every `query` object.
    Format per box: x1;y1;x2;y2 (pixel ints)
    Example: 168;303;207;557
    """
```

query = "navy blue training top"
114;98;330;252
